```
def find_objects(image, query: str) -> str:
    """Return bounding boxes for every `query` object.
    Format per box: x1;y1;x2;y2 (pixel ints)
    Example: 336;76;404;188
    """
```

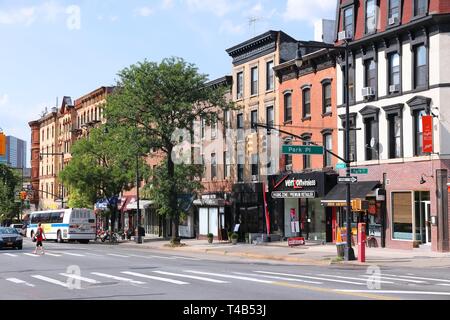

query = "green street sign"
350;168;369;174
336;163;347;169
282;145;324;155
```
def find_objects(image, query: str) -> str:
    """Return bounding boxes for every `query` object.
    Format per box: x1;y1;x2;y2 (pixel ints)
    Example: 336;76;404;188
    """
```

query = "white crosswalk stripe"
60;273;101;284
318;274;395;284
107;254;129;258
31;275;70;288
121;271;189;285
360;275;425;284
62;252;85;257
171;256;202;261
23;253;39;257
184;270;274;284
382;274;450;283
2;253;18;257
6;278;35;287
45;253;62;257
153;271;229;283
255;271;366;286
233;272;323;285
91;272;145;285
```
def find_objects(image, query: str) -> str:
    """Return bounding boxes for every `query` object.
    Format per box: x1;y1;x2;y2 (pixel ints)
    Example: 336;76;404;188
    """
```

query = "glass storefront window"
392;192;413;240
306;198;326;241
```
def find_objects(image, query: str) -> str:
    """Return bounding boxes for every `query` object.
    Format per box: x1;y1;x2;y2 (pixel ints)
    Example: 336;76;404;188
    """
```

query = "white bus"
26;209;96;243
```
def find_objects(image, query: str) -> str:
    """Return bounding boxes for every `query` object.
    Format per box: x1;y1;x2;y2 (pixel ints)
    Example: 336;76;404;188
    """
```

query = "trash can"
336;243;346;258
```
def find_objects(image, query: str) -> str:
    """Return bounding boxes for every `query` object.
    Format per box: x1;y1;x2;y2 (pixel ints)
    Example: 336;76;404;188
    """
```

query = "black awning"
322;181;381;202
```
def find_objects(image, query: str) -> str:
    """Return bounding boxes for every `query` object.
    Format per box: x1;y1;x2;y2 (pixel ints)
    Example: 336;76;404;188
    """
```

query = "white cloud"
135;6;154;17
219;20;244;35
184;0;235;17
0;7;36;26
0;94;8;106
109;16;119;22
161;0;174;10
283;0;336;25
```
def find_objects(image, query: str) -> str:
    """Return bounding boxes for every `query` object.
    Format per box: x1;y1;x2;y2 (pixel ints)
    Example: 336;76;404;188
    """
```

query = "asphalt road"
1;239;450;300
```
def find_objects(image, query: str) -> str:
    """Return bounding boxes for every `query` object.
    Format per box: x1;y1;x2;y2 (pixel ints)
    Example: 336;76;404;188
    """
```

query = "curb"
115;242;332;265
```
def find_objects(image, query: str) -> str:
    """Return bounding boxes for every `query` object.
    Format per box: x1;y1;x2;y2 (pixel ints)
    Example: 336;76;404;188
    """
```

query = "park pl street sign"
336;163;347;169
338;176;358;184
350;168;369;174
282;145;324;155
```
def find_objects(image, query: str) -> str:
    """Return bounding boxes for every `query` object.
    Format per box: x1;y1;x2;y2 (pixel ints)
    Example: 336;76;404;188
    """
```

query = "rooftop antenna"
248;16;262;36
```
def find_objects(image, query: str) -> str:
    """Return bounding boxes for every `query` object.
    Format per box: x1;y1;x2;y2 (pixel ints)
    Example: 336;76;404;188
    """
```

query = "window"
251;154;258;177
342;115;357;162
237;154;244;182
237;113;244;141
251;67;258;95
322;82;332;114
389;0;400;21
414;0;428;16
211;153;217;179
285;154;292;171
201;117;205;139
342;64;355;104
392;192;413;240
266;106;274;168
365;0;376;34
343;7;354;39
201;155;206;178
364;59;377;92
414;45;427;89
388;114;402;158
303;136;311;169
364;116;379;160
251;110;258;133
223;110;230;129
388;53;400;90
237;71;244;99
224;151;230;179
323;134;332;167
284;92;292;122
211;117;217;139
414;110;427;156
302;88;311;119
266;61;274;91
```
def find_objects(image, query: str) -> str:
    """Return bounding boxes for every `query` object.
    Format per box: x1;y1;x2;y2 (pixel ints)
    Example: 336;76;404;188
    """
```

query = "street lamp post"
135;117;142;244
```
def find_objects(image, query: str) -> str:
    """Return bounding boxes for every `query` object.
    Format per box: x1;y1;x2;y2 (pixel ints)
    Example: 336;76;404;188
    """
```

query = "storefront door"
424;201;431;244
414;192;431;245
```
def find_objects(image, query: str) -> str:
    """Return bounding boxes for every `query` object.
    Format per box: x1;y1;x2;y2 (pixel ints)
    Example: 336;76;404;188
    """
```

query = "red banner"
288;237;305;246
422;115;433;153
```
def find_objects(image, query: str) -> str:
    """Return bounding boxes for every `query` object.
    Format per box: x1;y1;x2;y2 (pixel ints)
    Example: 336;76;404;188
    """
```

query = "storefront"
268;172;338;242
321;181;383;245
194;193;232;240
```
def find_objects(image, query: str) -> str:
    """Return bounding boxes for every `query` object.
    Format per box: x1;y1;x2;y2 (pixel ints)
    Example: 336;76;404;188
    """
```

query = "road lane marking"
60;273;101;284
255;271;365;286
233;272;322;285
382;274;450;283
85;253;103;256
45;253;62;257
153;271;229;284
31;275;70;288
107;254;129;258
90;272;145;285
172;256;202;261
6;278;35;287
121;271;189;285
335;289;450;296
23;253;39;257
318;274;395;284
149;255;177;260
62;252;85;257
360;275;425;284
184;270;274;284
2;253;18;257
437;284;450;287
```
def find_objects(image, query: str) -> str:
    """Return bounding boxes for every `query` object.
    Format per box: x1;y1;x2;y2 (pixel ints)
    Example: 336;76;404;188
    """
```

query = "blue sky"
0;0;336;166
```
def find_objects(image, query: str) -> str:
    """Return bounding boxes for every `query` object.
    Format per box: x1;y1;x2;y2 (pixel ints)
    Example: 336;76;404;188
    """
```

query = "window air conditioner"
252;175;258;182
285;164;293;172
388;17;398;25
338;30;351;41
362;87;375;97
389;84;400;93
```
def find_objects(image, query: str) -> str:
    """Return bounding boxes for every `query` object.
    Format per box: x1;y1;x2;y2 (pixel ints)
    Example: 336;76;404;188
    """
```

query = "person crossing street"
33;223;46;255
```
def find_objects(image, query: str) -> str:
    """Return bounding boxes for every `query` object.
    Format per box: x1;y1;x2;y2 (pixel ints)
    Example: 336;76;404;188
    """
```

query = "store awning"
321;181;381;205
119;196;135;212
126;200;154;210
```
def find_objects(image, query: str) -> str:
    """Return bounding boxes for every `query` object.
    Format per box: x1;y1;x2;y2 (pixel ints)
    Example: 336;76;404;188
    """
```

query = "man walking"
33;223;46;255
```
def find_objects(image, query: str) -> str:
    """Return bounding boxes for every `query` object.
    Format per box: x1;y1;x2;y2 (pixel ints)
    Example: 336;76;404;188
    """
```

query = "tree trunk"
167;147;180;244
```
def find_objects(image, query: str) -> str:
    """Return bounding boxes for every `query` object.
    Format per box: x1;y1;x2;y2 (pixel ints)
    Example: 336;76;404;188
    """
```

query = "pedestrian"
33;223;46;255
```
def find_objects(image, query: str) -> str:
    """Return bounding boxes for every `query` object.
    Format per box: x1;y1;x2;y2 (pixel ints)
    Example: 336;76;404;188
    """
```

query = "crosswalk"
3;268;450;294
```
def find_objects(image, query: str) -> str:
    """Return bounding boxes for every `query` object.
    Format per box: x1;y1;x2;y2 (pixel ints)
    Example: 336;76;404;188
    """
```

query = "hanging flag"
262;182;270;235
422;115;433;153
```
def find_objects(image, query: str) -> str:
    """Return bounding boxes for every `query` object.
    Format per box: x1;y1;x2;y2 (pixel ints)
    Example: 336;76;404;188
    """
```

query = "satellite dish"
370;137;377;148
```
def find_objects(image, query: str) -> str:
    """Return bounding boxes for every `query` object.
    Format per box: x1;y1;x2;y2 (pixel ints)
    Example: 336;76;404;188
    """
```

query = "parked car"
0;227;23;250
9;224;26;236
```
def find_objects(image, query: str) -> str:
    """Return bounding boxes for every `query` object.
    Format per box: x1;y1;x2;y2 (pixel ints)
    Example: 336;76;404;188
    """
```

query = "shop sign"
322;201;347;207
284;179;316;188
422;115;433;153
271;191;316;199
288;237;305;246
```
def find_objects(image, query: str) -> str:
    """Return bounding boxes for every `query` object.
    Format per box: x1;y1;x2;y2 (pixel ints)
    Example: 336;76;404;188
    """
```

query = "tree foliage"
0;164;21;223
105;57;234;242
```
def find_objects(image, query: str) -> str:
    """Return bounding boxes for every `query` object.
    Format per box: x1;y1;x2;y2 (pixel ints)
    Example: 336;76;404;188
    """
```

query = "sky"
0;0;337;167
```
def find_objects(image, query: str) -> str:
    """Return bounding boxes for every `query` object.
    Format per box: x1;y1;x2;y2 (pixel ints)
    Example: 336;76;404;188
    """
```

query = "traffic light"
0;132;6;157
351;199;369;211
19;191;27;201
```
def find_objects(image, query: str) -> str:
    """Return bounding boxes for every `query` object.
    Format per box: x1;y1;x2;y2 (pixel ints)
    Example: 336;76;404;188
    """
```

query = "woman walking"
33;223;46;255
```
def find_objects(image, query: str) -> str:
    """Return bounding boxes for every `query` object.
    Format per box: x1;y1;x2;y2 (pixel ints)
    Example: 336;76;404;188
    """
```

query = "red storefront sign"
288;237;305;246
422;115;433;153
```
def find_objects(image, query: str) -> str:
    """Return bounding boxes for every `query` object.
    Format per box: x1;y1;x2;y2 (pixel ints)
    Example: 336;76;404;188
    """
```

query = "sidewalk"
115;238;450;268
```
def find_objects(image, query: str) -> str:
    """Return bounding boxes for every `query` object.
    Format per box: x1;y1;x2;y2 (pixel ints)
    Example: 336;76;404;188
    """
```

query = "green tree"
59;125;149;231
67;188;93;209
105;57;233;243
0;163;21;223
